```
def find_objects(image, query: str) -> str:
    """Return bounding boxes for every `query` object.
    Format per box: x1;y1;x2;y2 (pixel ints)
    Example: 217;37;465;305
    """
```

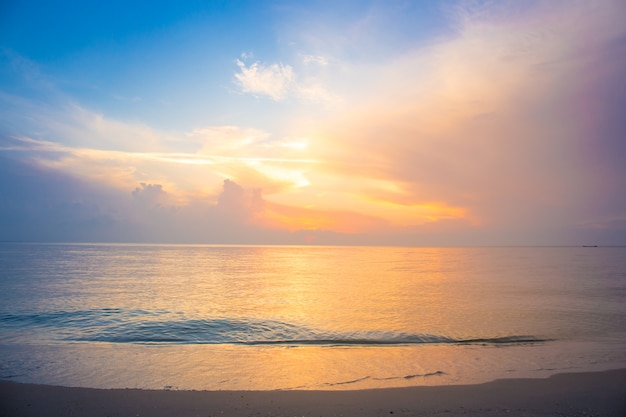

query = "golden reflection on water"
21;339;624;391
59;245;543;339
221;246;446;333
61;246;489;389
3;244;626;390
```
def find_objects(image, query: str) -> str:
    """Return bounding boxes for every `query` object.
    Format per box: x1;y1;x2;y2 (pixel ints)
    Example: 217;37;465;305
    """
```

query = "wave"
0;309;550;346
324;371;447;387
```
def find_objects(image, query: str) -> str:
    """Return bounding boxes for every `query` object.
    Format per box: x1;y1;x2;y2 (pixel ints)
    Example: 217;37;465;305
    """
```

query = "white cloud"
301;54;329;66
233;57;336;103
234;59;294;100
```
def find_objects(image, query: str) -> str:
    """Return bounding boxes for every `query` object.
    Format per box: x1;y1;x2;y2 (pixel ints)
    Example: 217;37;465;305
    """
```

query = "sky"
1;0;625;245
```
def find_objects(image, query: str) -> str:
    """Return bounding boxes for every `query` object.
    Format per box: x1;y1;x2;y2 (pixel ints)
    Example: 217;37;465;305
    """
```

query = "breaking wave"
0;309;550;346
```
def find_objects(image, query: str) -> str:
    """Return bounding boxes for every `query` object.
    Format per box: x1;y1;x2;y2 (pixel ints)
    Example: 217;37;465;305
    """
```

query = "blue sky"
1;1;445;128
1;0;625;245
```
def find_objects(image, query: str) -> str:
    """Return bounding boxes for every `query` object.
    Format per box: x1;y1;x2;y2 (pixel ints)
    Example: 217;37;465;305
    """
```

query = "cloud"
188;125;270;155
0;146;419;244
132;183;170;207
0;155;131;242
259;200;389;234
290;0;626;244
0;154;378;244
301;54;329;66
216;179;264;221
233;56;336;102
0;101;318;203
2;0;625;245
234;59;295;100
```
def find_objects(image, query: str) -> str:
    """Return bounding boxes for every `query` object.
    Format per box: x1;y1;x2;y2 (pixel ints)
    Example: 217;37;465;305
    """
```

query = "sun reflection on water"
1;244;625;390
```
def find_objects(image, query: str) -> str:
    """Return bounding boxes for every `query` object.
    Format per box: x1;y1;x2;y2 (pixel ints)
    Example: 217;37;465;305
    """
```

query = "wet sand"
1;369;624;417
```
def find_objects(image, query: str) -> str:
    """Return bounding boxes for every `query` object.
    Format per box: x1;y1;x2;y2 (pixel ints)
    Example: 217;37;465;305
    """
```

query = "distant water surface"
0;244;624;390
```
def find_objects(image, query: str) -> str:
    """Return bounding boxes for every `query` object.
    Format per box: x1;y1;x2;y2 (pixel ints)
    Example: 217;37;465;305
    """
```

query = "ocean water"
0;243;624;390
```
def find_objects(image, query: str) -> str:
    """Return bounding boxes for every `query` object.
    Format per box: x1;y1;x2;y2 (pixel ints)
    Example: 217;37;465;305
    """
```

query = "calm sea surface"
0;243;624;390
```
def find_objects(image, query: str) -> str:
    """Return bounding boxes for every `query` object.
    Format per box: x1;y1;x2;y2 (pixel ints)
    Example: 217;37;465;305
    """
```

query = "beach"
1;369;624;417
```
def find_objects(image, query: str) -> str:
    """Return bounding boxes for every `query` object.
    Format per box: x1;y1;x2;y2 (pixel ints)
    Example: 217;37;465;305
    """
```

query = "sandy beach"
1;369;624;417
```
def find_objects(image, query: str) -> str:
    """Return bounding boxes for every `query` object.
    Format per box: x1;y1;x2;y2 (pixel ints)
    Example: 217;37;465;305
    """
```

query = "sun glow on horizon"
1;0;625;244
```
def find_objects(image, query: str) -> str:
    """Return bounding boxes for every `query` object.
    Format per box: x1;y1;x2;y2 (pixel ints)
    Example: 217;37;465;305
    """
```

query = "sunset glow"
1;0;625;245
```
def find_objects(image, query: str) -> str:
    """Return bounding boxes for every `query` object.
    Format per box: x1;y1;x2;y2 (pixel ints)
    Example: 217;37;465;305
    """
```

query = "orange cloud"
257;201;388;234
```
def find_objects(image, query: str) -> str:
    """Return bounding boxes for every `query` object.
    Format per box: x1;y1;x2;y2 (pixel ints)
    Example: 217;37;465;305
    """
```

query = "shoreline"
1;369;625;417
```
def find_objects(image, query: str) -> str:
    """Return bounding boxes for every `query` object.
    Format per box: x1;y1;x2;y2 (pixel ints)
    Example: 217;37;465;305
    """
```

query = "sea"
0;243;624;391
